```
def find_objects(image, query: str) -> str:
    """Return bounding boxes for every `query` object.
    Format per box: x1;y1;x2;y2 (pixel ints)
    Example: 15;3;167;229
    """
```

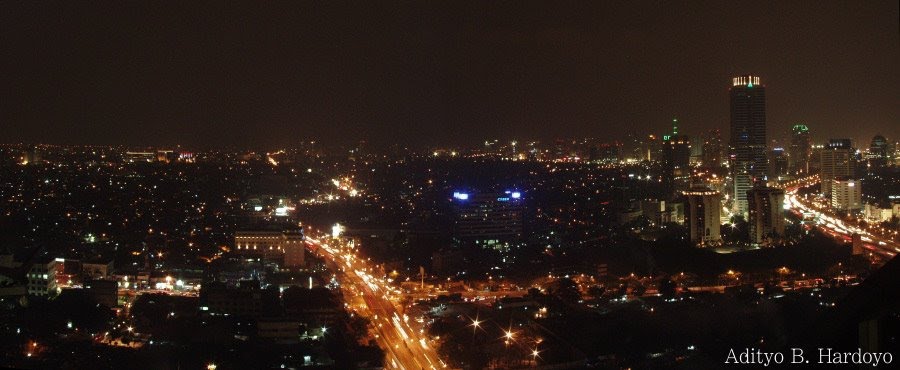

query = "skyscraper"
684;186;722;247
867;134;890;169
701;129;724;168
768;147;788;179
820;139;854;195
789;124;811;175
747;186;785;246
729;75;768;217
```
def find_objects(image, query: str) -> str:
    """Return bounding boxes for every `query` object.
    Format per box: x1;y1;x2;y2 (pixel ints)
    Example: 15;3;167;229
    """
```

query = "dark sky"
2;1;897;149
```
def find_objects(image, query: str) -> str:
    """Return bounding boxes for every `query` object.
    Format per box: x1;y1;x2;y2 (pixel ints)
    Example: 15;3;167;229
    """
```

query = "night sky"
2;1;897;148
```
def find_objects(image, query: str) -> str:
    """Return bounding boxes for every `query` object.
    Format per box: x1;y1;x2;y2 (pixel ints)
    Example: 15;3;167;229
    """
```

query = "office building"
702;129;724;167
643;134;662;162
663;130;691;174
769;147;789;180
789;124;812;175
729;75;768;217
831;178;862;212
283;239;306;269
234;226;305;266
867;134;890;169
820;139;854;195
747;186;785;246
451;190;524;249
27;258;59;297
124;151;156;163
683;186;722;247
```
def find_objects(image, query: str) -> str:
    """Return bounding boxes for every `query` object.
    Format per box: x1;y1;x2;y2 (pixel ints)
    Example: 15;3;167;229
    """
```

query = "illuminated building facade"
747;186;785;246
27;258;59;297
124;151;156;163
831;178;862;211
683;186;722;247
234;227;305;266
820;139;854;195
729;75;768;217
451;190;524;250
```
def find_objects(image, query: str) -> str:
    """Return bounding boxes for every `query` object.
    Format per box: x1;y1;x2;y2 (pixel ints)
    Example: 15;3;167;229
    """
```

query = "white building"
28;259;58;297
831;178;861;212
864;203;893;222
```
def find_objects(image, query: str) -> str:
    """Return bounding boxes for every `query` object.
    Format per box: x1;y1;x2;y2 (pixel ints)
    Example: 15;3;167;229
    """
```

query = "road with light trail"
305;232;445;370
783;178;898;259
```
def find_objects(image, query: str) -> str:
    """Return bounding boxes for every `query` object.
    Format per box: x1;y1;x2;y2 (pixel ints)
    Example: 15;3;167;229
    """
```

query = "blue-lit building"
450;190;524;251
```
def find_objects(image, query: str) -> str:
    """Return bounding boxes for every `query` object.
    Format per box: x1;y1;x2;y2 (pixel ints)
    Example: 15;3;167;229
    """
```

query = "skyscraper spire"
672;117;679;136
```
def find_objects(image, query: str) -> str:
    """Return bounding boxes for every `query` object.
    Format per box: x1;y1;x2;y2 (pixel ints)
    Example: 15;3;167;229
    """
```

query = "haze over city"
0;1;898;370
1;1;897;148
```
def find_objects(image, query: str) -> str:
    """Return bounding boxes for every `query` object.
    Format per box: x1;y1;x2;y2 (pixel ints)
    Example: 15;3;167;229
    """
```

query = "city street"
784;178;898;259
304;232;445;370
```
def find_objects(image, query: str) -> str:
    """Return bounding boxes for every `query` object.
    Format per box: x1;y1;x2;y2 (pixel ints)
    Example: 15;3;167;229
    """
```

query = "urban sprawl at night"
1;1;898;369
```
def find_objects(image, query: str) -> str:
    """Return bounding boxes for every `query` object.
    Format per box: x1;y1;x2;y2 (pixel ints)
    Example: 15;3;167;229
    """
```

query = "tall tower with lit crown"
729;75;767;217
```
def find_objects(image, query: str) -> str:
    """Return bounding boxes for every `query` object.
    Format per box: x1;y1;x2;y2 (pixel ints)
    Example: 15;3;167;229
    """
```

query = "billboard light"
453;192;469;200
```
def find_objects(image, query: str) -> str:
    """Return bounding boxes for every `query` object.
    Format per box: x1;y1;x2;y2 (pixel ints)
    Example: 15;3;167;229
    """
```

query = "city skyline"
1;1;898;148
0;2;898;369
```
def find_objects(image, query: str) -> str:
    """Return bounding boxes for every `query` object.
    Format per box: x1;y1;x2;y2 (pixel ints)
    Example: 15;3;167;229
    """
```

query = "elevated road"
783;177;898;259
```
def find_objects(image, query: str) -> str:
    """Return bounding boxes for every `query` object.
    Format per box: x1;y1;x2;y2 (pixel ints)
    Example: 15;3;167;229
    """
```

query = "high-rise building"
729;75;768;217
809;144;824;173
451;190;524;250
702;129;724;167
683;186;722;247
624;133;645;162
661;118;692;193
768;147;789;180
644;134;662;162
663;133;691;181
820;139;854;195
831;178;862;212
690;135;704;165
747;186;785;246
867;134;890;169
789;124;811;175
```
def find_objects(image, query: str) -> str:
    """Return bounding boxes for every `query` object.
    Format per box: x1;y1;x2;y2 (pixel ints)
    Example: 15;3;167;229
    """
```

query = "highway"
783;177;898;259
304;231;445;370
